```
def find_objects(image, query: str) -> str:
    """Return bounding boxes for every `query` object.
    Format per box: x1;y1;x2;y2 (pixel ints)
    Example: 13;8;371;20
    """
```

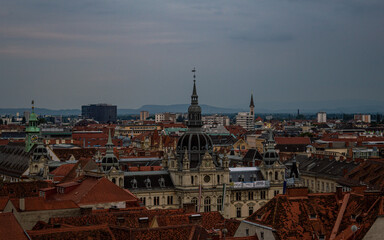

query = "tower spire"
106;128;114;155
191;68;198;104
187;68;203;128
250;94;254;108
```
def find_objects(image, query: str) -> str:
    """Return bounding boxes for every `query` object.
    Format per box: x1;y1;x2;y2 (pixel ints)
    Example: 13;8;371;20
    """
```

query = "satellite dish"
351;225;358;232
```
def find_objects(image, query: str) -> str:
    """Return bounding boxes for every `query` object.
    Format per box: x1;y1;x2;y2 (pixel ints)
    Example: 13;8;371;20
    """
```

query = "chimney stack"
19;198;25;211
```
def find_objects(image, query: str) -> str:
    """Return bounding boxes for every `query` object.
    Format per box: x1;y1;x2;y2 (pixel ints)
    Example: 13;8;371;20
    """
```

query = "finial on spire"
31;100;35;112
192;67;196;82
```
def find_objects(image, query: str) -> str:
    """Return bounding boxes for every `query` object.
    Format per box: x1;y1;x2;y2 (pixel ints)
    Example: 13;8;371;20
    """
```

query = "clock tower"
25;100;40;152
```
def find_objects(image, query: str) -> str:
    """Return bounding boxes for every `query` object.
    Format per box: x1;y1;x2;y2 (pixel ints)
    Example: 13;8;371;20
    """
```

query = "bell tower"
249;93;255;118
25;100;40;153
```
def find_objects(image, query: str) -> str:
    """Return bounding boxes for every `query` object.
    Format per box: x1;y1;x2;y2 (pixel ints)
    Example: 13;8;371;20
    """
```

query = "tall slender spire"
250;94;254;108
187;68;203;128
106;128;114;155
191;68;198;105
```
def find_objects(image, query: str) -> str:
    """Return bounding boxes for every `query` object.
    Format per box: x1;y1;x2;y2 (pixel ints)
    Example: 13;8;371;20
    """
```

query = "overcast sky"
0;0;383;110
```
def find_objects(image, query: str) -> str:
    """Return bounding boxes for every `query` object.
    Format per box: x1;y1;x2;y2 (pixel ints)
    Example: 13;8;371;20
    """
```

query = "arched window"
275;171;278;180
217;175;220;184
204;197;211;212
112;178;116;184
217;196;223;211
191;176;194;185
191;197;198;212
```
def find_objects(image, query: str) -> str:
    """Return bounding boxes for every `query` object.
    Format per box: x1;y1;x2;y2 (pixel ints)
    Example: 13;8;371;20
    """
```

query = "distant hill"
0;108;80;116
0;104;242;116
0;100;382;116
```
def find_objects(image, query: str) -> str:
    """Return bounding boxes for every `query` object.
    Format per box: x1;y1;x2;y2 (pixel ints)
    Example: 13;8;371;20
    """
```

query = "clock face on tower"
31;135;38;143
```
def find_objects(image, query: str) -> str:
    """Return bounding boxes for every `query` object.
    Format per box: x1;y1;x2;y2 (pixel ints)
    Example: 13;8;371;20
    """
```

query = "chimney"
19;198;25;211
189;214;202;224
138;217;149;228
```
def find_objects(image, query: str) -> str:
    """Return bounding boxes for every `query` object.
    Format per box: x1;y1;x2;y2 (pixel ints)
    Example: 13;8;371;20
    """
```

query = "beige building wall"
3;201;81;230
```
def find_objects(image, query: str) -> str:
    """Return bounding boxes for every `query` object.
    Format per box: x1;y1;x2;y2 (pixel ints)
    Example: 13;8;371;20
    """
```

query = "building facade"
81;104;117;123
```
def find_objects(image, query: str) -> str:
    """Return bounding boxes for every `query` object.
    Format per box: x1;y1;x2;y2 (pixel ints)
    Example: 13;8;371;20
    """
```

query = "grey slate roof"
0;143;30;178
297;155;359;180
124;171;174;190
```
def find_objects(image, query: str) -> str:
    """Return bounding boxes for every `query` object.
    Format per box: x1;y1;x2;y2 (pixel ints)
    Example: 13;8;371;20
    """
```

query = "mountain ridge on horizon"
0;101;382;116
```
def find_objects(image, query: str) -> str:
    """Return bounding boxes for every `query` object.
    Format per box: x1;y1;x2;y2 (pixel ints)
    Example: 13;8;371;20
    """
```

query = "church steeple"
250;93;255;117
25;100;40;152
187;68;203;128
250;94;255;108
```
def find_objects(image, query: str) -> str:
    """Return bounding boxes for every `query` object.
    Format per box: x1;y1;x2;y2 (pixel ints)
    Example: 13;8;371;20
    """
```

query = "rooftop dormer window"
309;214;317;219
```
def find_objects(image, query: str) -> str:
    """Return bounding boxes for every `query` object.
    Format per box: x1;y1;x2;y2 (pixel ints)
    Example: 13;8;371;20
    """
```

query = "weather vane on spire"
192;67;196;83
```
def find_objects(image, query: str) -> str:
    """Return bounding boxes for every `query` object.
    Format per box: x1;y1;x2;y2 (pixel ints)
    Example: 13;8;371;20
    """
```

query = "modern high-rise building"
81;104;117;123
354;114;371;123
236;112;254;131
317;112;327;123
140;111;149;121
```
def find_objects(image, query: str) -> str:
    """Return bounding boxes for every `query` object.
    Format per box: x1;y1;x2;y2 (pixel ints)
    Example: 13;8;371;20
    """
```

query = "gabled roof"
10;197;79;211
49;177;138;205
246;188;382;240
0;213;28;240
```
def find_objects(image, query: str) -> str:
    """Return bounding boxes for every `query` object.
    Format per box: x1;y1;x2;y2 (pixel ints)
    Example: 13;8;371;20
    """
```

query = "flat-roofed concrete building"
317;112;327;123
81;104;117;123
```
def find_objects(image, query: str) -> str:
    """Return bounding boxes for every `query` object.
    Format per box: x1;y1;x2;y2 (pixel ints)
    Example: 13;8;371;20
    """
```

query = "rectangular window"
248;192;254;200
260;190;266;199
246;229;249;236
236;207;241;218
236;192;242;201
140;197;146;206
274;190;279;196
154;196;160;206
260;232;264;239
167;196;173;205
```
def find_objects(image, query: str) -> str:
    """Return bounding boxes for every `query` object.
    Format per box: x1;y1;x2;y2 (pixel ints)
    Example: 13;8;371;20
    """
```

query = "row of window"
236;206;254;218
140;196;174;206
305;179;335;192
235;191;267;201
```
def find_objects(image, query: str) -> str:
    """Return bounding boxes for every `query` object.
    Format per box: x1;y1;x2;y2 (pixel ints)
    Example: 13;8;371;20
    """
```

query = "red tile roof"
0;196;9;211
0;213;28;240
49;177;138;205
275;137;311;145
10;197;79;211
246;188;382;240
27;224;115;240
50;164;76;178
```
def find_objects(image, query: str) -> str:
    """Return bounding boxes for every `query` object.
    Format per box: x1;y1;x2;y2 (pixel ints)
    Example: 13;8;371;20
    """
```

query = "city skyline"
1;0;384;109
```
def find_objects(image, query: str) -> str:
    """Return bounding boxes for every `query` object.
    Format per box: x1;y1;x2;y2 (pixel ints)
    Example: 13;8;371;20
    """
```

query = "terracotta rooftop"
0;213;28;240
246;187;383;240
10;197;79;211
275;137;311;145
48;177;138;206
0;180;53;198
